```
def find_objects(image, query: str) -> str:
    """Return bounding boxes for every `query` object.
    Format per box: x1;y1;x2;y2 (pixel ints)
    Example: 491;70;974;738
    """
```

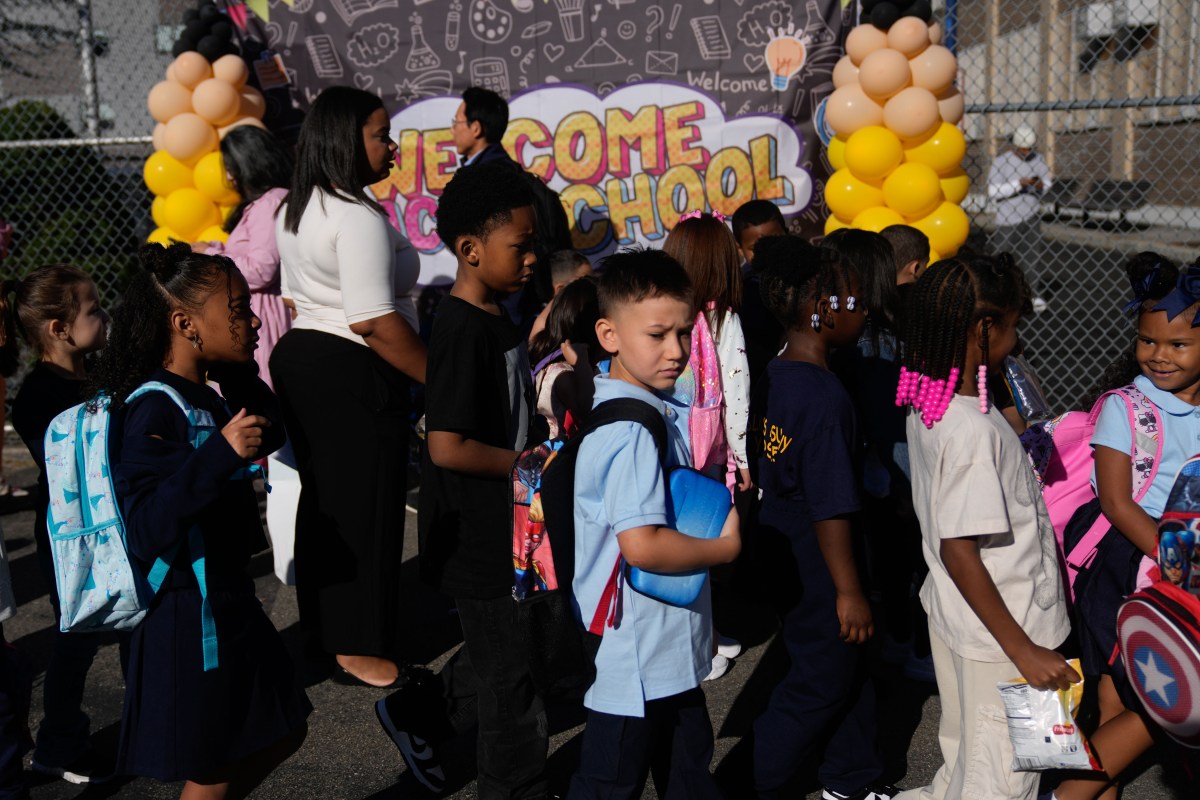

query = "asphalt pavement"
0;434;1189;799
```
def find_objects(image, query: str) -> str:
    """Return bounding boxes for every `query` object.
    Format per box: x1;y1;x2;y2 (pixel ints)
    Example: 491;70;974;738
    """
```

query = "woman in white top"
270;86;425;688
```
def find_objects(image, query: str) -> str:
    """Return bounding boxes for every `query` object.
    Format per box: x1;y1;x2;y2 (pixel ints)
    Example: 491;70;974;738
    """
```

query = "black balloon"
197;34;225;62
210;21;232;42
871;2;901;30
182;9;199;25
184;20;207;41
906;1;934;23
860;0;884;11
198;4;221;25
171;38;196;57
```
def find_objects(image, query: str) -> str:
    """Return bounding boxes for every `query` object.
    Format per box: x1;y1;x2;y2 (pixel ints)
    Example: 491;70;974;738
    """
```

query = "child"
529;274;600;438
7;266;113;782
733;201;788;390
1052;253;1198;800
90;243;309;797
895;254;1077;800
569;247;740;799
880;224;931;286
377;162;544;797
749;235;895;800
663;212;752;493
527;249;593;343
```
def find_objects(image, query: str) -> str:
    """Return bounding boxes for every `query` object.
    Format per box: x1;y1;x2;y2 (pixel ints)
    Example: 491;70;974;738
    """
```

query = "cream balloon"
846;24;889;66
825;84;885;137
909;45;957;95
172;51;213;90
928;22;944;46
162;112;218;165
832;55;860;90
936;88;965;125
212;54;249;88
218;117;267;138
859;48;912;102
887;16;930;58
152;122;168;152
238;86;266;120
883;87;941;140
147;80;193;124
191;78;242;127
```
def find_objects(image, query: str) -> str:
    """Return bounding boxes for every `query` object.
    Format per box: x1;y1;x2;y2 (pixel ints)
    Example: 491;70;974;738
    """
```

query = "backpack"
1022;384;1162;601
688;307;732;489
44;381;242;671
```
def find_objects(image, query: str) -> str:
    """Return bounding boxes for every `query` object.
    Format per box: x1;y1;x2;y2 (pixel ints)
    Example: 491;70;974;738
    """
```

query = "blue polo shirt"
1091;375;1200;518
571;375;712;718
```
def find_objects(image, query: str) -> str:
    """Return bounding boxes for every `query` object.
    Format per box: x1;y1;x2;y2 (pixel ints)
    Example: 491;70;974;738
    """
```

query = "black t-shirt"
12;363;88;545
419;296;536;599
741;266;784;389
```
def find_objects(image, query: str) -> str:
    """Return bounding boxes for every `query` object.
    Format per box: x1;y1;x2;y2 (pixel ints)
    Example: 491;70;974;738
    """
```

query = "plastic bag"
1004;354;1054;423
995;659;1101;772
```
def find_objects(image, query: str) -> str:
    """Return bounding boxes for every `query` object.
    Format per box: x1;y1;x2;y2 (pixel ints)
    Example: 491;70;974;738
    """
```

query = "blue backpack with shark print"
44;382;225;670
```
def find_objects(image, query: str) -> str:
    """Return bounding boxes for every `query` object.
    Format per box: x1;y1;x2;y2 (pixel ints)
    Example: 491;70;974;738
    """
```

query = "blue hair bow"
1151;263;1200;326
1122;262;1167;316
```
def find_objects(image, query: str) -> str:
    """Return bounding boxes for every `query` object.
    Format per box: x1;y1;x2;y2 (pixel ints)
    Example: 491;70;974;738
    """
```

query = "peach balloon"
883;87;940;140
903;121;967;175
152;122;168;152
172;51;213;90
163;112;218;165
825;85;884;137
939;169;970;205
238;86;266;120
852;205;905;233
832;56;860;90
928;23;944;46
936;88;965;125
147;80;192;124
859;48;912;102
218;117;267;138
165;62;178;83
888;17;930;58
825;168;885;221
846;24;889;66
910;45;957;95
212;54;249;88
192;78;242;126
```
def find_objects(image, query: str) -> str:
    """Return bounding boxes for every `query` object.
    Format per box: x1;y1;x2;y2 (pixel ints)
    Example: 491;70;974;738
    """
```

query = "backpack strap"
531;348;563;380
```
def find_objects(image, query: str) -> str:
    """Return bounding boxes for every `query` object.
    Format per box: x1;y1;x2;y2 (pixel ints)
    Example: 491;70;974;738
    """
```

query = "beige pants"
896;630;1039;800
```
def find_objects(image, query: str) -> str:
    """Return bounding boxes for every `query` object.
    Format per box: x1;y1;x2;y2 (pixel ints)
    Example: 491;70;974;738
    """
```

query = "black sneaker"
375;693;446;793
821;785;900;800
31;751;112;785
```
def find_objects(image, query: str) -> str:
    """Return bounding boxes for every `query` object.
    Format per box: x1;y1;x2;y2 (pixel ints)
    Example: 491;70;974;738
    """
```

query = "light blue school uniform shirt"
572;374;713;718
1091;374;1200;518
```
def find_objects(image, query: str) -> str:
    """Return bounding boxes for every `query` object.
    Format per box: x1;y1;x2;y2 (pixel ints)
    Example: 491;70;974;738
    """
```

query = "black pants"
568;687;720;800
270;329;410;658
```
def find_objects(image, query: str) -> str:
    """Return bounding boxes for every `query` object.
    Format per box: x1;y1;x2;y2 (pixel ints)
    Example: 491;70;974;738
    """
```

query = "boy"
732;200;787;268
731;200;787;386
527;249;593;343
569;249;740;799
376;162;546;798
880;224;931;286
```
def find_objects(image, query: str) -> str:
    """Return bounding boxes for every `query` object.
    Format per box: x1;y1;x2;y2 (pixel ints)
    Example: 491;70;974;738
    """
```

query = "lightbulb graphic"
765;35;807;91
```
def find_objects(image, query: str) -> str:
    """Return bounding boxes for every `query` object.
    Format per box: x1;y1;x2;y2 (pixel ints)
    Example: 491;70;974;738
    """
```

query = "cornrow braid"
755;235;859;331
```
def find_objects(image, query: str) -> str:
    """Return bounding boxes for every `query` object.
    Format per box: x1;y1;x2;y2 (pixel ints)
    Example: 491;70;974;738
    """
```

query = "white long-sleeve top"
276;189;419;345
987;150;1052;227
712;309;750;469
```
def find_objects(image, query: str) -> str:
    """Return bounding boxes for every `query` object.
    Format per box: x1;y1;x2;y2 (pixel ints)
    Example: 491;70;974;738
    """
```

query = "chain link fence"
950;0;1200;410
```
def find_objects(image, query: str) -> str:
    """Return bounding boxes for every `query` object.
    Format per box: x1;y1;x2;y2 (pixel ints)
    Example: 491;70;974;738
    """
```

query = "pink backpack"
688;308;735;491
1023;385;1162;602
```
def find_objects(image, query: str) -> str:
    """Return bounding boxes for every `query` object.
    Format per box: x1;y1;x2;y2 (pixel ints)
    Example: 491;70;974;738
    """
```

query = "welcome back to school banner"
231;0;855;281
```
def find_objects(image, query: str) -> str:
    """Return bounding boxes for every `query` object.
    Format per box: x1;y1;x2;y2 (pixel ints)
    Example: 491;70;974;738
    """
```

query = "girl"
750;235;895;800
662;211;752;493
895;254;1077;800
1052;253;1196;800
271;86;426;688
7;266;112;783
528;274;599;438
91;243;309;798
194;125;293;389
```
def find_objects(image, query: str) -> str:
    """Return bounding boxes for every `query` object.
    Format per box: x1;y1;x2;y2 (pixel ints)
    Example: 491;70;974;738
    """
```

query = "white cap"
1012;124;1036;149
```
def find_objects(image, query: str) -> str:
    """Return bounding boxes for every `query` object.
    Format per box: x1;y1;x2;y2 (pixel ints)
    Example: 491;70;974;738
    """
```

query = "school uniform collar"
591;369;687;416
1133;374;1200;416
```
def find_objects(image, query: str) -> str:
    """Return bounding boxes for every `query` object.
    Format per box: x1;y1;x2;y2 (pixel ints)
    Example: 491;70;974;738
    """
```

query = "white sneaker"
1032;296;1049;314
716;634;742;659
703;654;731;682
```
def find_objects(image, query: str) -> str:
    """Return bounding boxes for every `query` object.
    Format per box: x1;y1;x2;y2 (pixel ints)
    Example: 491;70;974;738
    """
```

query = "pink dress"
204;187;291;388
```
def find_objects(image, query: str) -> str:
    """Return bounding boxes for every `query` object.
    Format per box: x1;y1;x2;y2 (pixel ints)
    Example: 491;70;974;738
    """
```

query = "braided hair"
756;234;858;330
901;252;1029;382
87;242;237;411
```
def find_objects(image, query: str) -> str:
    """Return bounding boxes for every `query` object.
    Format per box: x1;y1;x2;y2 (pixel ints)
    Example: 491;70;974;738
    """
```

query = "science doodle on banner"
222;0;857;282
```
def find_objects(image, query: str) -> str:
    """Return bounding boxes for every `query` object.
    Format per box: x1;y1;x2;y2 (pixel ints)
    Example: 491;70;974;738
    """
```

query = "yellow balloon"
852;206;906;233
825;214;852;235
193;151;240;206
939;169;970;205
828;135;847;171
146;226;184;246
824;168;885;222
883;162;943;219
845;125;903;182
903;122;967;176
143;150;194;197
162;187;220;239
197;225;230;244
219;204;237;222
151;196;169;228
912;201;970;256
926;248;942;266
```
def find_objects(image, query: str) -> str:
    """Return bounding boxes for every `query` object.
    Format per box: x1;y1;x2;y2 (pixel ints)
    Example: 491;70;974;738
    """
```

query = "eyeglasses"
450;117;467;128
